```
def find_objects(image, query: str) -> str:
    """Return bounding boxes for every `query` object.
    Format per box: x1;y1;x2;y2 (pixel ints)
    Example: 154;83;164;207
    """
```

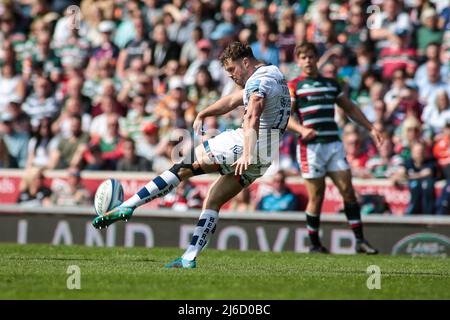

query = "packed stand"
0;0;449;214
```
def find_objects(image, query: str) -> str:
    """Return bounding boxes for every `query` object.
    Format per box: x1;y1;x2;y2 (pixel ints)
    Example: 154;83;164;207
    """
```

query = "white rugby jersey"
243;64;291;132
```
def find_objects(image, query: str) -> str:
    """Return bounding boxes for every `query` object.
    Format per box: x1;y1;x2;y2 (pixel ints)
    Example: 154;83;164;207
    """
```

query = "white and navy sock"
121;170;181;209
182;209;218;261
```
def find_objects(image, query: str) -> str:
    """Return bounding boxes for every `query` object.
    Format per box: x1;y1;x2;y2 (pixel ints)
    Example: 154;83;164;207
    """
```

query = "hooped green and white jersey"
291;75;343;144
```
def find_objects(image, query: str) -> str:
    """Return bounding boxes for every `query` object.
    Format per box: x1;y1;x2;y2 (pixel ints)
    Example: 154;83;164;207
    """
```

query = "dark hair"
294;42;319;58
426;41;441;49
32;117;54;154
219;42;255;65
70;114;82;123
196;65;217;91
123;137;135;147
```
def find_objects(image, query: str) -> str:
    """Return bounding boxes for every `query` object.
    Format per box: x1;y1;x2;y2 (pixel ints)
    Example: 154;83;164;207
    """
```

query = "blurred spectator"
22;19;60;83
251;21;280;66
5;98;30;134
52;5;89;49
183;39;228;92
135;122;166;169
142;0;163;26
393;116;425;161
154;59;181;95
116;138;152;172
51;168;92;206
159;179;203;211
22;75;59;129
59;76;91;114
17;168;52;207
53;22;91;71
90;82;125;137
90;21;120;64
384;69;408;109
120;94;155;141
187;65;220;113
417;60;450;106
217;0;244;34
387;85;423;128
152;138;181;173
257;171;299;212
48;115;89;169
83;58;119;102
397;142;436;214
343;131;371;178
229;188;255;212
0;8;27;46
0;49;26;112
366;136;404;179
433;121;450;215
306;0;331;44
414;42;448;87
416;8;444;56
154;77;196;133
370;0;412;51
177;0;216;43
26;117;60;169
421;89;450;136
83;113;124;170
210;22;237;60
0;112;29;168
316;19;340;59
277;8;296;65
377;32;417;80
116;15;151;79
113;0;143;49
51;97;92;138
0;136;16;168
179;26;203;69
148;23;181;74
339;4;370;50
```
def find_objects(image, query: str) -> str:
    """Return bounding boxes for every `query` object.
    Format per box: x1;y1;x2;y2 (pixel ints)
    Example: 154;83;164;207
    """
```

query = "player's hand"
232;154;252;176
370;127;384;149
193;115;204;136
299;127;317;142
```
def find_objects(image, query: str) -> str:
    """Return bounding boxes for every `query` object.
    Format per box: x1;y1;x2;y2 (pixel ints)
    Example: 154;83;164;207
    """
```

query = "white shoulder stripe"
297;87;338;95
302;117;336;125
300;104;335;113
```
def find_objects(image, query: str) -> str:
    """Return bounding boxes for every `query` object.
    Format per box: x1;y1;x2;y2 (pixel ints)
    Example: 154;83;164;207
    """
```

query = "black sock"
306;212;322;247
344;202;364;241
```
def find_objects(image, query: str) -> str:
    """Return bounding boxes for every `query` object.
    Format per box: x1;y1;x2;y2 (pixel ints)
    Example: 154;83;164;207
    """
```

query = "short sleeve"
246;78;273;98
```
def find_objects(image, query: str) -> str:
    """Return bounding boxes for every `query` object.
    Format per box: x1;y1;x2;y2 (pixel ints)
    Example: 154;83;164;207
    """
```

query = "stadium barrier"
0;205;449;257
0;169;446;215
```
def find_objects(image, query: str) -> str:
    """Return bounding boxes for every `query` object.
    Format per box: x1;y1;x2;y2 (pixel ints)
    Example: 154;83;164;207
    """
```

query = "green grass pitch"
0;243;449;299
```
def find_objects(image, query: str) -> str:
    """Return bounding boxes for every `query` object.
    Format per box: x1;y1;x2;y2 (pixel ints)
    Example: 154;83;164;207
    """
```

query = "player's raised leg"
92;143;218;229
327;170;378;254
165;174;244;268
303;177;329;253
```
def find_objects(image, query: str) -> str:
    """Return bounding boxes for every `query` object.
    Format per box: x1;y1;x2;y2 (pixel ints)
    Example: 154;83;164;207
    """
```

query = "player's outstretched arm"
193;89;244;134
336;94;384;148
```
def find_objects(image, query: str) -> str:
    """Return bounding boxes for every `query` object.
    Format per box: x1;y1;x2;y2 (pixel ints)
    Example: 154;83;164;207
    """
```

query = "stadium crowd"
0;0;449;214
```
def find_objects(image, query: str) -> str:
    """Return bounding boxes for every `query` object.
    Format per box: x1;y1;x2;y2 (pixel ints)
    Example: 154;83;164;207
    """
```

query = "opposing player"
92;42;291;267
288;42;384;254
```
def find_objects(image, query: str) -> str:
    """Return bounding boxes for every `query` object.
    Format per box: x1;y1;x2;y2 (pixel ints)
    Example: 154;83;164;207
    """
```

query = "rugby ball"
94;179;124;216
